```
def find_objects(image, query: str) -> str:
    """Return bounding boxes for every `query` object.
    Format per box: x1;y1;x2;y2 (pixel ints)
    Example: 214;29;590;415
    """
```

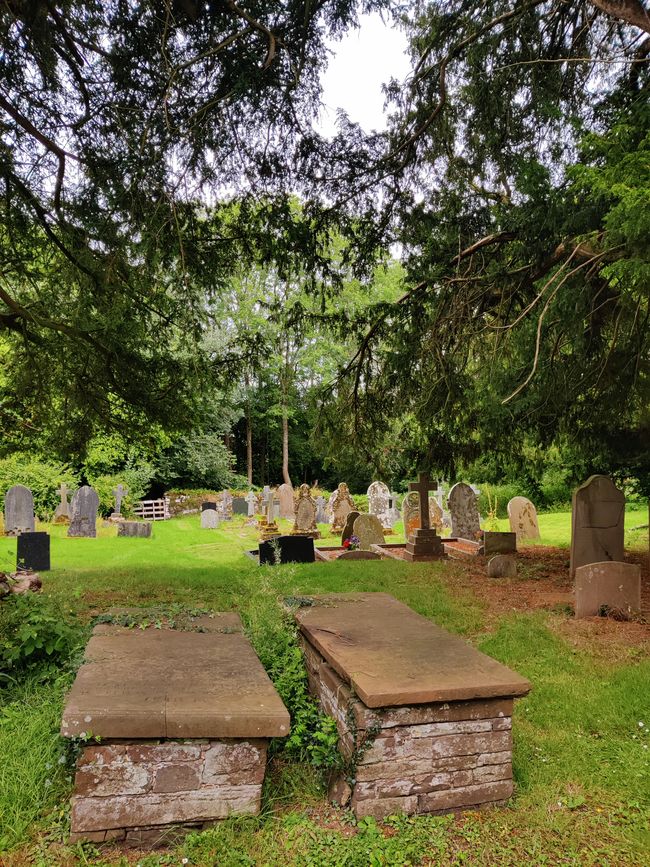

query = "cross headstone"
408;473;434;531
54;483;71;523
245;491;257;517
112;483;128;516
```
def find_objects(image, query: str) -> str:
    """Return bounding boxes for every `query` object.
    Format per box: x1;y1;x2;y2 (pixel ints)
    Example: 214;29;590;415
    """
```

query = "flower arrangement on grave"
343;534;360;551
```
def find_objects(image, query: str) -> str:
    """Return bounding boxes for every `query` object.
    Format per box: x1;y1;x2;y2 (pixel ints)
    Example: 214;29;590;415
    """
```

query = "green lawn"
0;513;648;865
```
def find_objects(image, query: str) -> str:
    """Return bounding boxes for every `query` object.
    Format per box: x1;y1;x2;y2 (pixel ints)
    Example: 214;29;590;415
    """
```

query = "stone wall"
300;637;514;820
70;738;266;844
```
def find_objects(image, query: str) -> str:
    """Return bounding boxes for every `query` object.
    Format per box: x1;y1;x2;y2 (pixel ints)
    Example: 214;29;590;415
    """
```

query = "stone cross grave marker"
507;496;540;542
447;482;481;541
277;483;295;519
570;475;625;577
353;514;385;551
68;486;100;538
245;491;257;517
54;483;71;523
112;483;128;517
4;484;35;536
408;473;434;530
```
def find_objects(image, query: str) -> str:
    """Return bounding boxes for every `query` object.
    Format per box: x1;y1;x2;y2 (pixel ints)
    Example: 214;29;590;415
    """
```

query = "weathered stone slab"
4;484;35;535
507;496;540;542
570;475;625;576
117;521;152;538
353;514;385;550
574;561;641;618
368;481;392;529
447;483;481;542
487;555;517;579
338;550;381;560
330;483;356;532
258;535;315;565
61;617;290;739
295;593;531;708
481;532;516;555
277;483;294;519
68;486;100;538
201;508;219;529
232;497;248;516
292;484;319;537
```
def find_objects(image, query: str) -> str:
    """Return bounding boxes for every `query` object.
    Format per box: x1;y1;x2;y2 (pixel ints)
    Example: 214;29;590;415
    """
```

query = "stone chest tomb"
295;593;530;819
61;613;289;845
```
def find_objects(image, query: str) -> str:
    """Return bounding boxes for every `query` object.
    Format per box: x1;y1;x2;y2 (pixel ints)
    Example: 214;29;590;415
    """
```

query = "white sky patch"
317;12;411;138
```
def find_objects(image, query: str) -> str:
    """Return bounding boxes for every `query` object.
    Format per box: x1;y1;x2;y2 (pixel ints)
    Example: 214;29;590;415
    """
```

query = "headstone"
4;484;35;535
487;555;517;579
117;521;152;538
201;501;217;511
507;497;541;542
54;483;71;524
245;491;257;517
447;482;481;541
330;483;356;532
481;531;517;556
16;531;50;571
112;483;128;518
352;514;385;551
68;486;100;538
201;508;219;529
315;496;327;524
232;497;248;516
221;490;233;519
429;496;443;532
388;492;400;526
292;484;319;537
570;475;625;576
258;535;315;565
338;550;381;561
367;481;391;529
277;483;295;519
574;561;641;619
341;510;360;544
402;492;420;540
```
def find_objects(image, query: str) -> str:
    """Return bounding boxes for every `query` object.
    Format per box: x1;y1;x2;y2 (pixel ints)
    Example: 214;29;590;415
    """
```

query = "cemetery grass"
0;515;648;866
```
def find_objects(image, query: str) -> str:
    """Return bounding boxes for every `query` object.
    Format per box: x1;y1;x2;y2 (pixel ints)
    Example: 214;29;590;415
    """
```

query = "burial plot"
295;593;530;820
4;484;35;535
68;486;100;538
61;613;289;844
330;483;356;532
277;483;295;519
574;561;641;619
291;484;319;538
353;514;385;551
570;475;625;577
507;497;540;542
54;483;71;523
448;483;481;541
17;531;50;571
258;535;315;565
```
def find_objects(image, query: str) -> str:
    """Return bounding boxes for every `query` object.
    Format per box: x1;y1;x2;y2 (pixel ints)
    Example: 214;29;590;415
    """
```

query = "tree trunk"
246;413;253;486
282;402;291;486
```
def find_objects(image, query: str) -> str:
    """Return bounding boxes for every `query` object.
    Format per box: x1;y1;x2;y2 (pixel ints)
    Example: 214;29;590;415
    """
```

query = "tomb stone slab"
16;531;50;571
118;521;152;538
507;497;540;542
447;483;481;542
352;514;385;550
570;475;625;576
574;561;641;618
4;484;35;535
68;486;100;538
295;593;530;708
258;535;315;565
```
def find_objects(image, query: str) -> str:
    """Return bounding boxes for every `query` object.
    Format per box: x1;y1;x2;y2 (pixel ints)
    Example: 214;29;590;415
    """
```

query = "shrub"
0;455;79;520
157;432;236;490
87;464;154;517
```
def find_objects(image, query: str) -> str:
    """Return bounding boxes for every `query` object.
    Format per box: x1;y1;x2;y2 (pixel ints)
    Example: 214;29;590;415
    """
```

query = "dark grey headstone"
4;484;35;535
481;532;517;555
17;531;50;571
201;501;217;511
68;486;100;538
258;535;315;565
232;497;248;516
117;521;152;538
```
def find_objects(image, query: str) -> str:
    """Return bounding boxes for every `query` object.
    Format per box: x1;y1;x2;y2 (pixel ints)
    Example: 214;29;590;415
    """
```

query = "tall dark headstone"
232;497;248;516
68;486;100;538
17;531;50;571
258;535;315;565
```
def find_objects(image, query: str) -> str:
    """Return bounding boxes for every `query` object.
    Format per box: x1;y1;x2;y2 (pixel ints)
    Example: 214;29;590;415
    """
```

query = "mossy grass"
0;512;648;864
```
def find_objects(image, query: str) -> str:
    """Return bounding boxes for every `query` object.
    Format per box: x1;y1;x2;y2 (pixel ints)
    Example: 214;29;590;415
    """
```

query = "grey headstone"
277;483;295;519
201;508;219;529
245;491;257;517
4;484;35;536
232;497;248;516
68;486;100;538
570;475;625;577
352;514;385;551
574;561;640;618
315;496;327;524
447;482;481;541
367;481;391;529
487;555;517;579
112;483;129;516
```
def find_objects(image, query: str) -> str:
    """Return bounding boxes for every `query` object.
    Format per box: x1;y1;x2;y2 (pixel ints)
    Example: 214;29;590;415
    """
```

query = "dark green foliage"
0;456;79;519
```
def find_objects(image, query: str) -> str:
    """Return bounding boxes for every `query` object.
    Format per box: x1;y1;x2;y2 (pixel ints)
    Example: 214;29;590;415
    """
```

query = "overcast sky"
317;12;411;137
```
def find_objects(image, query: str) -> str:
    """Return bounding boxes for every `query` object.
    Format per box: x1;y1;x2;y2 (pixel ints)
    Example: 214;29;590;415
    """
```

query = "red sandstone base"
70;738;267;844
301;638;514;819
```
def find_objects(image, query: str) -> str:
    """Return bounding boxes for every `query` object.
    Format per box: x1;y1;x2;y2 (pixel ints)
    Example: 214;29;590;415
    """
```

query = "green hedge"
0;456;79;520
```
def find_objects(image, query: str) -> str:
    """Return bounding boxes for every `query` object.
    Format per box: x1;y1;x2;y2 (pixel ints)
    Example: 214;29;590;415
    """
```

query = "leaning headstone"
574;561;641;619
117;522;152;538
447;482;481;541
292;484;319;538
17;531;50;571
245;491;257;517
353;514;385;551
330;483;356;532
201;508;219;529
487;554;517;579
367;481;391;529
277;483;295;519
68;486;100;538
507;497;541;542
341;510;360;545
4;484;35;536
259;535;315;565
53;483;71;524
402;492;420;540
570;475;625;577
232;497;248;516
315;496;327;524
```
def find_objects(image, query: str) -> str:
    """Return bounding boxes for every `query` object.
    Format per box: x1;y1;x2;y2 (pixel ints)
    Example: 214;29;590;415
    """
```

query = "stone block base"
300;638;514;819
70;738;267;843
404;528;446;561
117;521;152;538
